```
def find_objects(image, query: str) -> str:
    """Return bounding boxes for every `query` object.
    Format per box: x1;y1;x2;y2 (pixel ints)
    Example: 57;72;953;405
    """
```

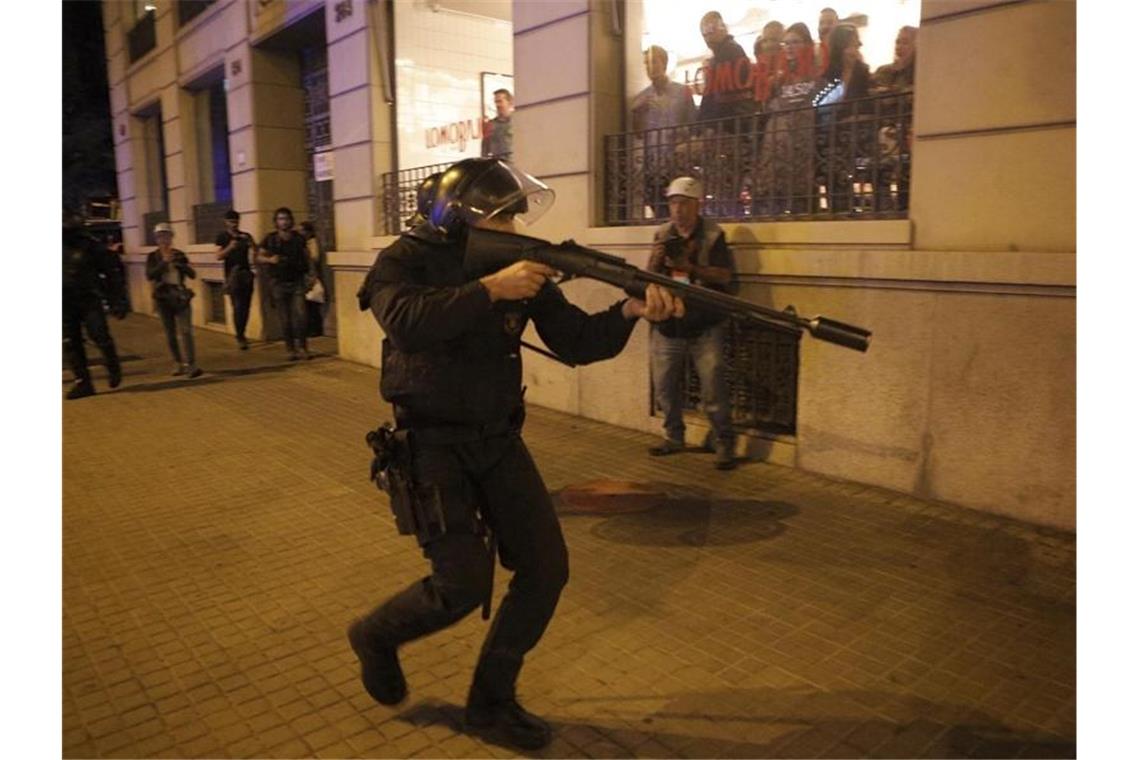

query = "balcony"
605;91;913;225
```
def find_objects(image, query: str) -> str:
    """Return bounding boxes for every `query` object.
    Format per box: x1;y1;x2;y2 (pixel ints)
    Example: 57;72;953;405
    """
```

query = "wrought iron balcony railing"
605;91;913;226
378;161;454;236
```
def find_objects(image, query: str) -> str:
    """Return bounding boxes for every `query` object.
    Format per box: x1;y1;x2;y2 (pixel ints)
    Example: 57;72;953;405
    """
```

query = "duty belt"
396;414;522;446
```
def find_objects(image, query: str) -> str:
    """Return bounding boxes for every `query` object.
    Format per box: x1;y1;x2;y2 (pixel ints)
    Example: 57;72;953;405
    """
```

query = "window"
127;4;157;63
191;78;232;243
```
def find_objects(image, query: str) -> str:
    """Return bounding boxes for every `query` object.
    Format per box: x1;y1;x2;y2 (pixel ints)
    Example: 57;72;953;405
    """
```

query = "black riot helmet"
405;172;444;229
427;158;554;238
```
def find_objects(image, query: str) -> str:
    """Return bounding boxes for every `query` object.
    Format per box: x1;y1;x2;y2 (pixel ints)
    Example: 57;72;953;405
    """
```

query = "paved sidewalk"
63;315;1075;759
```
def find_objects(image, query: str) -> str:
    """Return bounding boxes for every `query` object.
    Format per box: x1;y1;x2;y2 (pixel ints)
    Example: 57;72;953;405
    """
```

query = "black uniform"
215;229;255;343
354;224;637;706
63;226;126;395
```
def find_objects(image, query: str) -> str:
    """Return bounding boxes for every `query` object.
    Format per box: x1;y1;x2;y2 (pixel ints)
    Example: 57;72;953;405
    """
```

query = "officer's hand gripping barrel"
464;228;872;352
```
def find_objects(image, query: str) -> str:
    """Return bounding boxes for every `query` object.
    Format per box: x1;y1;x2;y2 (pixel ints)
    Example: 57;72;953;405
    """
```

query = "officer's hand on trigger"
623;283;685;322
480;260;556;302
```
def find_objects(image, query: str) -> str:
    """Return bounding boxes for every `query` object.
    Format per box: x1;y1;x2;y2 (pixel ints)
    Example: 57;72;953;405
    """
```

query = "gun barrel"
464;228;872;352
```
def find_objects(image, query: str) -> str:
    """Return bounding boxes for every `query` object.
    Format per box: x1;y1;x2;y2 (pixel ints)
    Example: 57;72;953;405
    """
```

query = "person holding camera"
647;176;738;469
146;223;202;378
214;209;255;350
256;207;312;360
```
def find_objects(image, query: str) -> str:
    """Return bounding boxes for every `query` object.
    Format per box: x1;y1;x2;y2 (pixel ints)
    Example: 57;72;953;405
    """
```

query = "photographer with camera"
146;223;202;379
214;209;255;350
647;176;738;469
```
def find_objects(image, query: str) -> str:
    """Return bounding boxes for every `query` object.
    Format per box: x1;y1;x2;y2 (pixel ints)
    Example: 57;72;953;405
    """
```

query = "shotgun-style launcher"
465;228;872;352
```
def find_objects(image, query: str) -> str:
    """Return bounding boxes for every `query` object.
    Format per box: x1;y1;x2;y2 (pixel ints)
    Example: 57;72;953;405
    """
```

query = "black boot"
465;653;552;750
106;359;122;389
66;379;96;400
347;619;407;705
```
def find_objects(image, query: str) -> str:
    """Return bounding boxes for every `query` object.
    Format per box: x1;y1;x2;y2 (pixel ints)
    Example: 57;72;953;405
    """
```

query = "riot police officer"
63;209;127;400
349;158;683;750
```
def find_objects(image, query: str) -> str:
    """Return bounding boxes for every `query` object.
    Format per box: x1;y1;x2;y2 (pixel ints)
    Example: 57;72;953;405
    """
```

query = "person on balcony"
214;209;255;350
146;223;202;378
872;25;918;92
812;24;873;213
630;45;697;218
694;11;755;216
754;22;818;215
647;177;738;470
256;207;312;360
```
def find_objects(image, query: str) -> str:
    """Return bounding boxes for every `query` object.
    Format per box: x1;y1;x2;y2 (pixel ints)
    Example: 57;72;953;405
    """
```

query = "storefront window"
628;0;921;112
393;1;513;170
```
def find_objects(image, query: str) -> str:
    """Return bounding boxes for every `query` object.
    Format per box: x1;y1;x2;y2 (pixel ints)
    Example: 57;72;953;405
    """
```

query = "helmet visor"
466;163;555;229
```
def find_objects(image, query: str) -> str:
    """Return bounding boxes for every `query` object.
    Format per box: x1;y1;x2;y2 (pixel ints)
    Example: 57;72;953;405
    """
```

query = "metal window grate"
378;162;456;236
193;202;230;245
605;91;912;226
205;281;226;325
677;321;801;436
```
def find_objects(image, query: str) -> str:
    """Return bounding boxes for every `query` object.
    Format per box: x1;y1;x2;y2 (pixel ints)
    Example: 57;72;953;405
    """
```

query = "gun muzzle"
807;317;872;352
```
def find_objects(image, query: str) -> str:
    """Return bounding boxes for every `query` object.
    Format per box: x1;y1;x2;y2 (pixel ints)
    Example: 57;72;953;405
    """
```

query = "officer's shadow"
393;684;1075;758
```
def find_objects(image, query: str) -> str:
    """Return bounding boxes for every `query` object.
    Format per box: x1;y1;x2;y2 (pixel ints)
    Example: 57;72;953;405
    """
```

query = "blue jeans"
272;281;308;351
650;323;734;446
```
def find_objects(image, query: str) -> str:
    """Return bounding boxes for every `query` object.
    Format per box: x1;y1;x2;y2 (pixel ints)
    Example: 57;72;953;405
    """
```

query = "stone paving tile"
63;315;1076;758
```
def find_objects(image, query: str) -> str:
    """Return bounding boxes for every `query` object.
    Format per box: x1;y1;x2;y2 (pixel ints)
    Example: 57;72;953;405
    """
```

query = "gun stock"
465;227;872;352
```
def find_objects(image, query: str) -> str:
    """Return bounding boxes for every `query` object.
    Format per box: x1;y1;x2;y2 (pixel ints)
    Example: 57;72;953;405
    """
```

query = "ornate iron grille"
141;211;169;247
205;281;226;324
177;0;215;26
127;11;156;63
605;91;912;225
378;162;455;236
677;320;800;435
192;202;230;245
301;46;335;250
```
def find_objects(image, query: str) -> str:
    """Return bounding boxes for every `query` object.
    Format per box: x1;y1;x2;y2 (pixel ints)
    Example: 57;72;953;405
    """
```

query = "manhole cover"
557;480;665;514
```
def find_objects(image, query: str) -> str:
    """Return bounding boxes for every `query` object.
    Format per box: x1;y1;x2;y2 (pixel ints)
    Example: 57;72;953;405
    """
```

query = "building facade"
103;0;1075;529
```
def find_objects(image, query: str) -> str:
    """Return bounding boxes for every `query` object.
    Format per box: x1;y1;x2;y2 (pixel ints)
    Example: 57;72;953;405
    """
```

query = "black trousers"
64;297;119;384
229;284;253;340
271;281;307;351
356;431;569;701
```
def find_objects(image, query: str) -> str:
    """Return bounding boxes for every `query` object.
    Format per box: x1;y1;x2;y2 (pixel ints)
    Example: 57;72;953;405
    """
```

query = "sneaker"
648;439;684;456
466;698;553;751
237;336;249;351
300;348;313;360
288;350;300;361
714;443;737;470
187;366;203;379
172;364;188;377
66;382;95;400
347;620;407;706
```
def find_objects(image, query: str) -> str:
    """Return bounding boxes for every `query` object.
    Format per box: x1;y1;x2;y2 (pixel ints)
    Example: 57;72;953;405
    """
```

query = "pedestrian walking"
146;223;202;378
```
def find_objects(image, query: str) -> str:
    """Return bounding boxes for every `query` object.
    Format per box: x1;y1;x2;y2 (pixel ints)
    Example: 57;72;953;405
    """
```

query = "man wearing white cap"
145;222;203;378
647;176;738;469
